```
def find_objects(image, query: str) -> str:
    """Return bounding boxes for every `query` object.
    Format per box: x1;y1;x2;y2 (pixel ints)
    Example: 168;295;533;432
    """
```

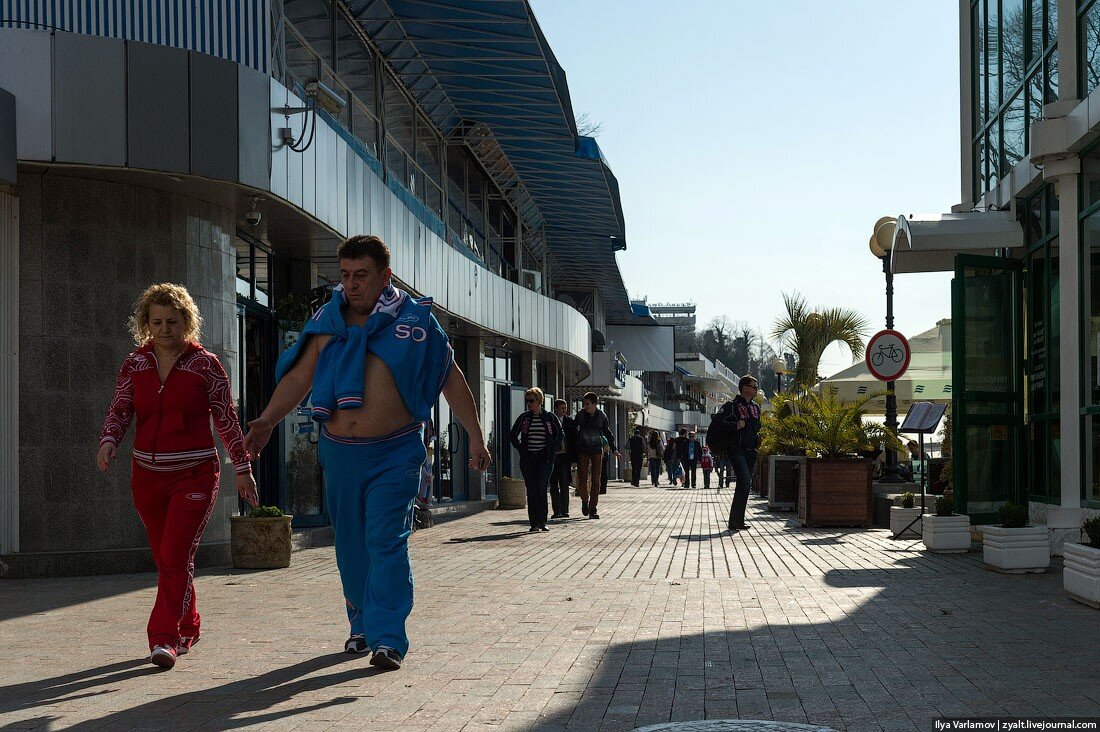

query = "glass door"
951;254;1026;523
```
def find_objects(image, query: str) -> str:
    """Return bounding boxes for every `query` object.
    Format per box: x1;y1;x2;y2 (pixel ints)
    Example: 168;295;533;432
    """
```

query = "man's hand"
736;420;746;430
96;442;117;475
236;473;260;507
468;439;492;472
244;416;275;459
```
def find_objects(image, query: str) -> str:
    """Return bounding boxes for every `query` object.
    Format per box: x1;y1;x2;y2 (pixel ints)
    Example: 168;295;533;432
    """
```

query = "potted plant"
922;495;971;553
890;491;922;539
497;475;527;509
230;505;294;569
767;392;901;528
982;502;1049;573
1063;516;1100;609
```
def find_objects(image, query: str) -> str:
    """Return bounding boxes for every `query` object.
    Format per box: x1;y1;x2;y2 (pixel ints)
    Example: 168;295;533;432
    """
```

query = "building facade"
888;0;1100;552
0;1;664;576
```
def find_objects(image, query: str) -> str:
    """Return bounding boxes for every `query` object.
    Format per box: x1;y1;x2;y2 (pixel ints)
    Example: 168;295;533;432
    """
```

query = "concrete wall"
11;172;238;576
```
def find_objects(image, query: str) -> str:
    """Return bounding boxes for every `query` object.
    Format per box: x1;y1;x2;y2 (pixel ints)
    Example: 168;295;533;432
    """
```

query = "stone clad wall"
16;172;239;572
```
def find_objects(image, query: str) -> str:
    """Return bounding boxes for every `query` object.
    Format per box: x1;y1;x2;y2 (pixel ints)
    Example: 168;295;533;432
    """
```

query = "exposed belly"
324;350;416;438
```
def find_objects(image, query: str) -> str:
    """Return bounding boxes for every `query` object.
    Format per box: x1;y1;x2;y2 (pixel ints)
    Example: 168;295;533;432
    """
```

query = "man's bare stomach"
315;338;416;438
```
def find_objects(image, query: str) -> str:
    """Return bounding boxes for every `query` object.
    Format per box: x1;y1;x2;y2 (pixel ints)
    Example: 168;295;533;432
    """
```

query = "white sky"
529;1;961;376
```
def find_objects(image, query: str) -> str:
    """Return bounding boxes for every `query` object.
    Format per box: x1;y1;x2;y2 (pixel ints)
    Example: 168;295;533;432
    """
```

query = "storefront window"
1080;154;1100;506
1025;186;1059;501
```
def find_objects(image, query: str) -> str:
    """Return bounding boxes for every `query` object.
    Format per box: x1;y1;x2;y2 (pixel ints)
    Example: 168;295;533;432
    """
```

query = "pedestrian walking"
701;447;714;489
549;399;576;518
574;392;617;519
509;387;564;532
96;283;259;670
647;430;663;487
721;375;763;532
628;427;645;487
676;429;702;488
663;437;679;486
243;235;491;671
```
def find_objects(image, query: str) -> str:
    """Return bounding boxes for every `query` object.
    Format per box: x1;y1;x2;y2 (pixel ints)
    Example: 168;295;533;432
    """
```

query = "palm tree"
771;292;869;391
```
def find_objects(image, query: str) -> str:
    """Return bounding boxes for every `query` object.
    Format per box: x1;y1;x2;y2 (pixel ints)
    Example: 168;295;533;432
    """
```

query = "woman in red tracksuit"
96;283;258;669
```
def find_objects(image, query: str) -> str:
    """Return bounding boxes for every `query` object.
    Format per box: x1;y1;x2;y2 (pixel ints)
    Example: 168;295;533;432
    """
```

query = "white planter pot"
922;513;971;553
890;507;922;538
982;525;1049;573
1063;542;1100;609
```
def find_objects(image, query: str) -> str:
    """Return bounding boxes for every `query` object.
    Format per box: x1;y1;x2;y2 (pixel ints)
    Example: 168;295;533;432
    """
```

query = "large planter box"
982;525;1050;573
768;455;803;510
230;515;293;569
922;514;971;553
497;477;526;509
797;458;873;528
890;506;923;538
1063;542;1100;609
754;453;770;498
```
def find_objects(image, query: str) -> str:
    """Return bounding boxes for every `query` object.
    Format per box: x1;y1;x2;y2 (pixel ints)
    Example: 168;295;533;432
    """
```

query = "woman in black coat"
508;387;564;531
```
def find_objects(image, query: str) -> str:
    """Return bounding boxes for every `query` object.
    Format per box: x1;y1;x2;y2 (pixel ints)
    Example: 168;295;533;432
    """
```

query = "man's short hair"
738;374;759;391
582;391;598;404
554;399;568;409
679;428;687;436
337;235;390;271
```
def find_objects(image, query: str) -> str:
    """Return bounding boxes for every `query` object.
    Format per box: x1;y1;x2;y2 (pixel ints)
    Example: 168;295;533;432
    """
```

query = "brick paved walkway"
3;482;1100;731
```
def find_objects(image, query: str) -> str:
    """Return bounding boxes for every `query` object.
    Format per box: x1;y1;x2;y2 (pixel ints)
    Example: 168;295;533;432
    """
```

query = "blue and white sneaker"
370;645;402;670
344;633;369;654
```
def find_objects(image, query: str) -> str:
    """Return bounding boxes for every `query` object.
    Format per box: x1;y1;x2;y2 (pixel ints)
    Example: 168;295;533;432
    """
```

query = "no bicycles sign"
866;329;911;382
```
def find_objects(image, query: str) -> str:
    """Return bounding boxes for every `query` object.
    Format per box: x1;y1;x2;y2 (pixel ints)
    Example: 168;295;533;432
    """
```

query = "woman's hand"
96;442;117;475
236;473;260;507
243;416;275;459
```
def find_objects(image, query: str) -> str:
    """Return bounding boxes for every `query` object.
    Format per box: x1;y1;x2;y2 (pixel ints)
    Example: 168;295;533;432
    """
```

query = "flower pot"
922;513;971;553
798;458;873;527
1063;542;1100;609
982;525;1049;573
230;515;293;569
890;506;922;538
497;476;526;509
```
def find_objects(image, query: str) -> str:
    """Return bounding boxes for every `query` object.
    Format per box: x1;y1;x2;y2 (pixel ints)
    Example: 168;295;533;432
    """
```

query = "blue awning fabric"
675;365;692;376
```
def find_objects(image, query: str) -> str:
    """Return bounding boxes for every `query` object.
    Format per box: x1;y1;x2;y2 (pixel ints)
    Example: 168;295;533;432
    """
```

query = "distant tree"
576;112;603;138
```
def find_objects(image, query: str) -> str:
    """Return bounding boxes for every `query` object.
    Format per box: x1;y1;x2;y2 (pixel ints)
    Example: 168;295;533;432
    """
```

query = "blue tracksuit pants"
318;423;426;657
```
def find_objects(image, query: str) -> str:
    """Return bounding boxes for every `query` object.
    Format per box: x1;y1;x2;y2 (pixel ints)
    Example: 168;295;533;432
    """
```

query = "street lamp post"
870;218;904;484
771;357;786;394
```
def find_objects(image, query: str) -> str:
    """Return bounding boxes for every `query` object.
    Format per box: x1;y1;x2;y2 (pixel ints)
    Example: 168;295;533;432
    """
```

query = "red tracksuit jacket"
99;342;251;475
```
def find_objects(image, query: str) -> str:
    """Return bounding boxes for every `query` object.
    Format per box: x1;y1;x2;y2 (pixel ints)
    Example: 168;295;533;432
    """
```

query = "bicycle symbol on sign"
871;342;903;368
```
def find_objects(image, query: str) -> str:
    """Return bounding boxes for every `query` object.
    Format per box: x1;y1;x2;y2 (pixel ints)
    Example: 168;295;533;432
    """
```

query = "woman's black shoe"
581;500;589;516
528;526;539;532
539;525;549;532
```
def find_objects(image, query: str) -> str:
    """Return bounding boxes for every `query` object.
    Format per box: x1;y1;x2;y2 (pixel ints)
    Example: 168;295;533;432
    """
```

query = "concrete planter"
922;513;971;553
497;477;526;509
1063;542;1100;609
890;506;922;538
982;525;1049;573
230;515;293;569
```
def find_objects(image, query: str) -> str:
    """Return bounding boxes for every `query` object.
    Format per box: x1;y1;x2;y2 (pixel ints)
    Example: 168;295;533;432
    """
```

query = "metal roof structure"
341;0;634;321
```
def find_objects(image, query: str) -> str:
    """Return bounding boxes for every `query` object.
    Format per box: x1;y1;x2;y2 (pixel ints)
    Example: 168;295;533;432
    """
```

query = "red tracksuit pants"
131;459;219;650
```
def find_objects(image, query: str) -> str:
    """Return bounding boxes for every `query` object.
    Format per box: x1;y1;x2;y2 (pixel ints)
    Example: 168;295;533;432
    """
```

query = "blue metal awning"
675;365;692;376
342;0;633;321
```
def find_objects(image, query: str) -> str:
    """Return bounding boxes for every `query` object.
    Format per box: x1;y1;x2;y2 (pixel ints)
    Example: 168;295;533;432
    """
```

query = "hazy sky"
529;0;961;376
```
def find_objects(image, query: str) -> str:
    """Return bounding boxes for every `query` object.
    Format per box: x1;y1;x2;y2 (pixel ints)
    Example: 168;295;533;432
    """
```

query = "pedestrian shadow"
670;532;729;542
489;519;534;527
1;652;371;730
446;531;533;543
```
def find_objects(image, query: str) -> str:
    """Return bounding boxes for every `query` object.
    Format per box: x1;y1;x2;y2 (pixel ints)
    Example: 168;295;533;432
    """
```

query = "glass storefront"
1079;153;1100;505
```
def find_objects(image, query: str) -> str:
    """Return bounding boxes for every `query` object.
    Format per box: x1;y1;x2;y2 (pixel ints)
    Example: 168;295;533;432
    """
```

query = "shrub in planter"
982;502;1048;574
1064;517;1100;608
923;495;971;553
231;506;293;569
890;491;922;539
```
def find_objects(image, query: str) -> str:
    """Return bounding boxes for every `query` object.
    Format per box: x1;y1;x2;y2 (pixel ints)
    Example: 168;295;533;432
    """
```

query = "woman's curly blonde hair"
128;283;204;346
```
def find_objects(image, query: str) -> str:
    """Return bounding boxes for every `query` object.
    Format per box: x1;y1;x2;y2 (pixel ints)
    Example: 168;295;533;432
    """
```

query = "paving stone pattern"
2;483;1100;731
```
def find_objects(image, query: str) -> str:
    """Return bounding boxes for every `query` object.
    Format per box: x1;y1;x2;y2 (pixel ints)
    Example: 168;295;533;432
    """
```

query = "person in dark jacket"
663;436;679;486
574;391;618;518
722;375;763;531
647;430;664;487
628;427;646;487
508;387;564;531
549;399;576;518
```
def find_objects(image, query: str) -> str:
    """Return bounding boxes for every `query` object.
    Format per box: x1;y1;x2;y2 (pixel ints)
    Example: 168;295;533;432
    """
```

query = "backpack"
700;452;713;470
705;408;736;454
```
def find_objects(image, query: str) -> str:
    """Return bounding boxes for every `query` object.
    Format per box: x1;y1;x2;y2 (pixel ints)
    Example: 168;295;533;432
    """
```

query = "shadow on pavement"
446;531;533;543
1;652;371;731
530;561;1100;731
672;532;730;542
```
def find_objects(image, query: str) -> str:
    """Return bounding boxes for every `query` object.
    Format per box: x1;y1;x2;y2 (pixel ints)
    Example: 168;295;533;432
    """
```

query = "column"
1053;166;1084;554
0;189;18;555
464;336;486;501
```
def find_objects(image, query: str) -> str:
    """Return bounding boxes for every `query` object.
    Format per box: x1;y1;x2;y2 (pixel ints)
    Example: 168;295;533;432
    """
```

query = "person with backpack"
574;392;618;518
647;430;664;487
549;399;576;518
700;447;714;489
508;387;564;532
628;427;646;487
663;436;679;487
720;375;763;531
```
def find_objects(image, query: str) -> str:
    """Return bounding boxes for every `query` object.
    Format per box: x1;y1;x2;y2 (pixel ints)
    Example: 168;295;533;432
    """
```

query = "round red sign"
865;329;911;382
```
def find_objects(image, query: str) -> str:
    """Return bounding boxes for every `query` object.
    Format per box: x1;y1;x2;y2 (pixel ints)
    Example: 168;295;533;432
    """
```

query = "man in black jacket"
574;392;618;519
628;427;646;487
722;375;762;531
550;399;576;518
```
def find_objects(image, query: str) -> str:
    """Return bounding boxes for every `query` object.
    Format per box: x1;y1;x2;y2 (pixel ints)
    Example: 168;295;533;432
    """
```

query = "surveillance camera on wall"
245;210;262;226
306;80;346;116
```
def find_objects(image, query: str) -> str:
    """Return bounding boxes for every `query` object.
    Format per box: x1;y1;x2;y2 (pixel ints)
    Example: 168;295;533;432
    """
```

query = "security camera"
246;210;262;227
305;80;346;116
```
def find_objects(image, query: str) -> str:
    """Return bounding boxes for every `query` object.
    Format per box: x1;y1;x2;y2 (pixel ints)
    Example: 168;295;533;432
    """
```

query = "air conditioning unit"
521;268;542;292
768;456;803;511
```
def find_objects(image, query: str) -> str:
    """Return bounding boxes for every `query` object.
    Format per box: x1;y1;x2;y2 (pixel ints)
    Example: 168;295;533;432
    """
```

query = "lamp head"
771;358;786;375
869;234;885;258
874;216;897;255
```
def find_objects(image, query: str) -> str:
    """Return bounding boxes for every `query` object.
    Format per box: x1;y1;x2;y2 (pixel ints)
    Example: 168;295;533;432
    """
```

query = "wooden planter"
230;515;293;569
1063;542;1100;608
755;453;770;498
797;458;872;528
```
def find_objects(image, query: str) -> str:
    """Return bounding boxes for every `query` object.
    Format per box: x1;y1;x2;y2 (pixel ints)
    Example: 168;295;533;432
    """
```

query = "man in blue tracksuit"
244;235;491;671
